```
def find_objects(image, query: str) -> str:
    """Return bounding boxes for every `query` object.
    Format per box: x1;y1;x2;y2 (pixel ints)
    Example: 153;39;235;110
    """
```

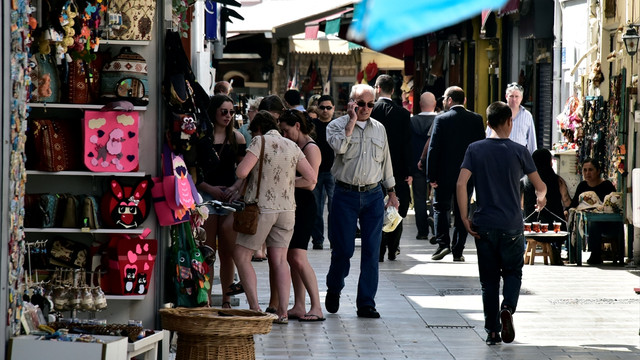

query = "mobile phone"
354;106;358;113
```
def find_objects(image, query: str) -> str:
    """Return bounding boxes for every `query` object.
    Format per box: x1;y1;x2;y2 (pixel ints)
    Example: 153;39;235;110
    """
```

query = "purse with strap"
233;136;265;235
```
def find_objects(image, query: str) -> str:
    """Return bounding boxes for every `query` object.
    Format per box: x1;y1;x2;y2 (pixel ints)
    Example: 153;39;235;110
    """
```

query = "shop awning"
227;0;355;38
290;32;361;55
360;48;404;70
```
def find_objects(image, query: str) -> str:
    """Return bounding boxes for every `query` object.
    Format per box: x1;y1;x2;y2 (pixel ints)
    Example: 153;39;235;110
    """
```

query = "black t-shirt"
569;180;616;208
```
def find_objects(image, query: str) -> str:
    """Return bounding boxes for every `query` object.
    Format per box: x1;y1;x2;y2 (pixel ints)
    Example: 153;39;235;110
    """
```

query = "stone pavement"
231;212;640;359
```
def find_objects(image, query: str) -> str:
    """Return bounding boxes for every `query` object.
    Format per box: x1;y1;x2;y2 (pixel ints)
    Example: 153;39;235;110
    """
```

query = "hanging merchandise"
100;0;156;41
83;109;140;172
29;53;62;103
104;228;157;295
26;118;83;172
169;222;210;307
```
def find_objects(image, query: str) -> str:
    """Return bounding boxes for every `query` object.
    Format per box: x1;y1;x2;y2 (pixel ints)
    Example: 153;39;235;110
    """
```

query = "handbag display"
29;53;61;103
101;0;156;41
26;118;82;172
152;144;194;226
233;136;265;235
83;109;140;172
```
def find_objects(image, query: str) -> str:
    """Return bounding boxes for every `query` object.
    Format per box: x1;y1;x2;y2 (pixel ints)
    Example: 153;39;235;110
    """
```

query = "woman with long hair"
197;94;246;308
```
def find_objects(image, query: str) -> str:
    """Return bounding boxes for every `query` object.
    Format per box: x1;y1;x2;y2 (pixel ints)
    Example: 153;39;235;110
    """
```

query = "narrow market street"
231;211;640;359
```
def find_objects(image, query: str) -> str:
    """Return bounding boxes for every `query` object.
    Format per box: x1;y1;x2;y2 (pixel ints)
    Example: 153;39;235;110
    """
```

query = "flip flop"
273;316;288;324
298;314;326;322
251;256;264;262
226;282;245;296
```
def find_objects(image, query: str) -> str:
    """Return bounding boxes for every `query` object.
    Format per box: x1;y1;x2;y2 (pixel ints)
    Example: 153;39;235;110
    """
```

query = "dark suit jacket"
371;98;412;180
426;106;485;188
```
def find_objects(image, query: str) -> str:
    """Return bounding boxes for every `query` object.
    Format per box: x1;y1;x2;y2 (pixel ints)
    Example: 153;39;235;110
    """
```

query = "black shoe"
429;236;438;245
388;253;396;261
500;308;515;343
431;246;451;260
416;234;429;240
356;306;380;318
486;332;502;345
312;243;323;250
325;291;340;313
453;255;465;262
587;256;603;265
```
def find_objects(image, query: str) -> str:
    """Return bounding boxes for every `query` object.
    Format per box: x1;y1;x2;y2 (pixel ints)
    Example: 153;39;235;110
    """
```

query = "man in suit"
411;92;437;241
371;74;412;261
427;86;485;261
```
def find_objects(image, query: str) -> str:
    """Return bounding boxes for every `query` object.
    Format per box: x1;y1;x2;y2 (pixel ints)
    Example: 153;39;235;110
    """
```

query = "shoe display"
500;308;515;343
431;247;451;260
486;332;502;345
312;243;323;250
325;291;340;313
356;306;380;318
453;256;465;262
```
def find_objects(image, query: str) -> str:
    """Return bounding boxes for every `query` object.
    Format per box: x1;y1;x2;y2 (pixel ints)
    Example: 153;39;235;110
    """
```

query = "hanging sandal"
225;282;245;296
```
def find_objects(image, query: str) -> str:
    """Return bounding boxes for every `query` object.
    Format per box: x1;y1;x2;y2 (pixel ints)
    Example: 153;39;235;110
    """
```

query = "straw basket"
159;307;277;360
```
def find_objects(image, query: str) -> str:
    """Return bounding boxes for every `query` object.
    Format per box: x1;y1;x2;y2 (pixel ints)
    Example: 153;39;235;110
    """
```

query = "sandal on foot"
298;314;326;322
225;282;245;296
221;301;231;309
265;307;277;314
273;316;288;324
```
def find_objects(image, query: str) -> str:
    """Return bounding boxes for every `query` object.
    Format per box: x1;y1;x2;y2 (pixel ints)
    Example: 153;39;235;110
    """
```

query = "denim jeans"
474;227;525;333
312;171;335;246
326;184;384;309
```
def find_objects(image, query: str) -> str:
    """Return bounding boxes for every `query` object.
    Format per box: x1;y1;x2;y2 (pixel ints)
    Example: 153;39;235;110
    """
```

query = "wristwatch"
387;187;396;193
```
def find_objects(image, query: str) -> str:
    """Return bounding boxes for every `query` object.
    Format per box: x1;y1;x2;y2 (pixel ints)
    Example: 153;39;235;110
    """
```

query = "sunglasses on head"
355;100;375;109
318;105;333;111
220;109;236;116
507;82;524;92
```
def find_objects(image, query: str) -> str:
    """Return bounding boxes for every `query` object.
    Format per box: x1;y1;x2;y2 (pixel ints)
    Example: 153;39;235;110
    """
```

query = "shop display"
103;229;157;295
99;177;153;229
83;110;140;172
100;47;149;106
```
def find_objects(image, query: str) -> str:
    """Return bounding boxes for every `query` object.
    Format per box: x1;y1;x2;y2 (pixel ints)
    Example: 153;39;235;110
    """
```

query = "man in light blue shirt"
486;83;537;153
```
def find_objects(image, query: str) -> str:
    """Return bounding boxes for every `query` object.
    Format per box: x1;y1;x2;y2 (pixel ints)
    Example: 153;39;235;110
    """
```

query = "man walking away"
427;86;484;262
372;74;412;261
411;91;437;241
311;95;336;250
457;101;546;345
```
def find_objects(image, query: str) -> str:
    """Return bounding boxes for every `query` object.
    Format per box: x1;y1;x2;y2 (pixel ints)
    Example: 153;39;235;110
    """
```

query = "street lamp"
622;25;639;57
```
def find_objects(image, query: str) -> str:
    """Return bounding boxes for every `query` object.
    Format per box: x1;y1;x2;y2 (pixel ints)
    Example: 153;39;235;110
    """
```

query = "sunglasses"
507;82;524;92
220;109;236;116
355;100;375;109
318;105;333;111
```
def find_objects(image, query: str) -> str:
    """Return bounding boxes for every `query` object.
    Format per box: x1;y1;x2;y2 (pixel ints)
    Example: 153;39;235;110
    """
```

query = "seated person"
522;149;572;265
568;158;618;265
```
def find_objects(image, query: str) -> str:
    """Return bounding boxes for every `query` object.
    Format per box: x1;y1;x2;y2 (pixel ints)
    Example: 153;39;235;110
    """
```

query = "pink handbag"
151;145;193;226
84;105;139;172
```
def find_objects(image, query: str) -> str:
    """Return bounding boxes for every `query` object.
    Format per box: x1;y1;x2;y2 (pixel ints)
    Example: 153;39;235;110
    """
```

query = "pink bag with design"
84;105;139;172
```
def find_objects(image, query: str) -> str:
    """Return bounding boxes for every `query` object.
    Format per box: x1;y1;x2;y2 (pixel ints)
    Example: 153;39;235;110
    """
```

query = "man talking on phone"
325;84;398;319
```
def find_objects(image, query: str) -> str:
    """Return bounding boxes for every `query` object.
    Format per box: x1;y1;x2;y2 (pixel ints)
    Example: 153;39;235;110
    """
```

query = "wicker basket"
159;307;277;360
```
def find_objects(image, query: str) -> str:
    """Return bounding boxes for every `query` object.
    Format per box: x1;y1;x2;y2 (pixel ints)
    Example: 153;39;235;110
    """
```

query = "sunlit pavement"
228;211;640;359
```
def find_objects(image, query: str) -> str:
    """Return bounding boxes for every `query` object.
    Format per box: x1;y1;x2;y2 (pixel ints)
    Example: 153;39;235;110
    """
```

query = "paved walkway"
231;212;639;359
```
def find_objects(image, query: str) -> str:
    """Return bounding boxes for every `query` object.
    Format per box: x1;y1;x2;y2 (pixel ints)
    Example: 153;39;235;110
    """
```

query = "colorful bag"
104;228;157;295
67;54;107;104
169;222;209;307
26;119;82;172
100;47;149;105
152;144;198;226
29;53;61;103
100;176;153;229
83;109;140;172
102;0;156;41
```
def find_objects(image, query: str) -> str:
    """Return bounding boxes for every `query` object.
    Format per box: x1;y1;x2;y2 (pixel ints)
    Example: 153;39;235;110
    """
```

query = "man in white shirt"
486;83;537;153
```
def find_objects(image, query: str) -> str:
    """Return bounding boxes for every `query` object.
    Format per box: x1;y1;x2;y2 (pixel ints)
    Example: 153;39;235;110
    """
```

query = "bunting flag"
325;18;341;36
323;57;333;95
348;0;508;51
305;24;320;40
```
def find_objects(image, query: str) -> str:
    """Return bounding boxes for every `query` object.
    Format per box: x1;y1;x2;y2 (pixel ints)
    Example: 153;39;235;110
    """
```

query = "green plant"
173;0;191;38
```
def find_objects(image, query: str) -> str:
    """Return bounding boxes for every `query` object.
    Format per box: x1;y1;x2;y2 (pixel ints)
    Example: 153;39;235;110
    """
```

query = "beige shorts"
236;211;295;251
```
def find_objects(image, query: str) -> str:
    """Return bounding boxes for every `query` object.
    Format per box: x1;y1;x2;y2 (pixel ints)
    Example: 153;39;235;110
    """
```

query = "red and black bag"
100;176;153;229
26;118;82;172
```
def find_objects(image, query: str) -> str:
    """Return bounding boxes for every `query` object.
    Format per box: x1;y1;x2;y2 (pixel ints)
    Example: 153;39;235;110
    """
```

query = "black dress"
289;141;318;250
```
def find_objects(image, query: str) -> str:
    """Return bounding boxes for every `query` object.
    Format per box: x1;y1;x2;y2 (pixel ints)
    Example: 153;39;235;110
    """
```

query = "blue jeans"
312;172;335;246
326;184;384;309
475;227;525;333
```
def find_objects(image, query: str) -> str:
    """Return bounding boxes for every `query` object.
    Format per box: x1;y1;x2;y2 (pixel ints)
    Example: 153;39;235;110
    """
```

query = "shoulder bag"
233;136;265;235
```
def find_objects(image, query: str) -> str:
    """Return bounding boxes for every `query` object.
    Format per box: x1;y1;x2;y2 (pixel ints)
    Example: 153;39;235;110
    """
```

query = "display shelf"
27;103;147;111
99;39;150;46
27;170;146;177
105;295;146;300
24;228;146;234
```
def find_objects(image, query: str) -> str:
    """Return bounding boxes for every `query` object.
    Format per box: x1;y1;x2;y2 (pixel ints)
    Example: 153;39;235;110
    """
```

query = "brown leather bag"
27;119;82;172
233;136;265;235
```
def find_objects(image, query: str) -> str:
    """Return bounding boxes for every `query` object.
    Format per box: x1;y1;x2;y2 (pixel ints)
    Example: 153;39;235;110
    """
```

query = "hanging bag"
151;144;194;226
233;136;265;235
